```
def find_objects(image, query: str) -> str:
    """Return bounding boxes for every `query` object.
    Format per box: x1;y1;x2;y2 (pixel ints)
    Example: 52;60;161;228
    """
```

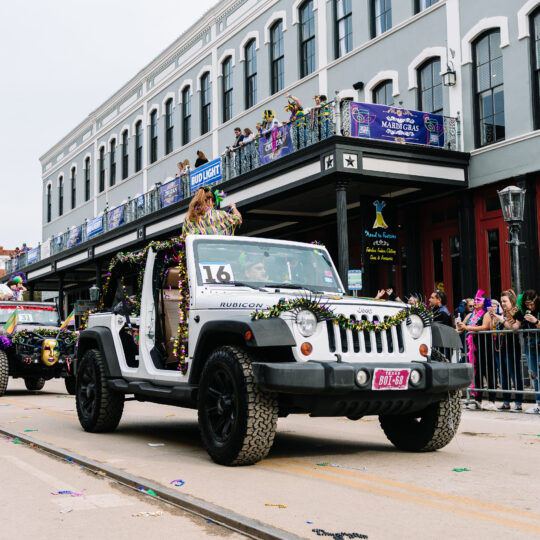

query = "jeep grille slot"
339;323;348;353
396;324;405;353
326;320;336;353
361;315;372;353
384;316;393;353
349;315;360;353
373;316;383;353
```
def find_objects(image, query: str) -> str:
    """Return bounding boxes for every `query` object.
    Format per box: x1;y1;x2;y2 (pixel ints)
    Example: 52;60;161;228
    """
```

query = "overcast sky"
0;0;217;250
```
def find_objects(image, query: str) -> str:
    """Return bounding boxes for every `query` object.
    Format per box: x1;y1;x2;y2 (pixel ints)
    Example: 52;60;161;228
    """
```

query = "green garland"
251;298;432;332
11;328;79;345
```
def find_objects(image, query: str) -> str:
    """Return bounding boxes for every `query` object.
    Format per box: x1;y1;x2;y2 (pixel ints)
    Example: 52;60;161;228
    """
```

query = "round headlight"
406;314;424;339
296;310;317;337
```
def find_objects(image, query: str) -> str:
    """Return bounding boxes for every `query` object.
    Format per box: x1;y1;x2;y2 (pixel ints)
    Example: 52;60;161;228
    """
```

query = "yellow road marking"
261;460;540;535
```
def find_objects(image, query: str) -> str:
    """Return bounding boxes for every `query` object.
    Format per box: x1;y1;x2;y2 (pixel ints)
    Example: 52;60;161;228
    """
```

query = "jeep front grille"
326;315;405;356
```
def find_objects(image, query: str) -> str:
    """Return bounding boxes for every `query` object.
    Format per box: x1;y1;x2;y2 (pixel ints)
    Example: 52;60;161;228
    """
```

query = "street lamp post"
498;186;526;294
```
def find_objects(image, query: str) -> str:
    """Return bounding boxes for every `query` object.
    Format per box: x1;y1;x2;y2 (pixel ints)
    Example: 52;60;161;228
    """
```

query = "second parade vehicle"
74;235;472;465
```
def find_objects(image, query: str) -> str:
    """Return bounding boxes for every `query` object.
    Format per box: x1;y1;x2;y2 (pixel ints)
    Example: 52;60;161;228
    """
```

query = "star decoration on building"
324;154;335;169
343;153;358;168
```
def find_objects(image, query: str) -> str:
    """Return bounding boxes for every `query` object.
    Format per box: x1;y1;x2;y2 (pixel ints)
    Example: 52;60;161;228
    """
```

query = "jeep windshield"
0;304;60;327
193;238;343;293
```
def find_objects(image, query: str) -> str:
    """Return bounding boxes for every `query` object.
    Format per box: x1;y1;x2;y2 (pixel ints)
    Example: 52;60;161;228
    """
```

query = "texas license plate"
372;368;410;390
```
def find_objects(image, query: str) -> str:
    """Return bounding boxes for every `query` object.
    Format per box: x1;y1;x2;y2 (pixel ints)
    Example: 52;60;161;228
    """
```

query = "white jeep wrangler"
74;235;472;466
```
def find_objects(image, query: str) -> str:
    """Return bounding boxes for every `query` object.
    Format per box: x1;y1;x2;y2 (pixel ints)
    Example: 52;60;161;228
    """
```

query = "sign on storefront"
259;124;293;164
161;178;182;207
350;102;445;148
348;270;363;290
87;216;104;239
190;158;222;192
67;225;82;248
364;200;398;264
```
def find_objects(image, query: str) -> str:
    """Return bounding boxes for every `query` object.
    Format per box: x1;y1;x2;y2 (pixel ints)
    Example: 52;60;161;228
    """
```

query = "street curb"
0;427;303;540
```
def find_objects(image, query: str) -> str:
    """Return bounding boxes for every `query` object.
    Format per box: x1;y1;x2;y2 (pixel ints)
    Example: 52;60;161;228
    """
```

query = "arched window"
121;130;129;179
414;0;440;14
201;73;211;135
84;157;91;201
135;121;142;172
244;39;257;109
270;21;284;94
418;58;443;114
109;138;116;186
222;57;233;122
371;0;392;38
149;111;158;163
165;99;174;155
182;87;191;144
47;185;52;223
531;7;540;129
373;80;394;106
99;147;105;192
473;30;505;147
334;0;352;58
70;167;76;209
299;1;315;78
58;176;64;216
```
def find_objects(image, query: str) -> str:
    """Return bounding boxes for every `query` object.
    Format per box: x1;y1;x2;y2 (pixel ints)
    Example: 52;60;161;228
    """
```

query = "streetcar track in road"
260;459;540;535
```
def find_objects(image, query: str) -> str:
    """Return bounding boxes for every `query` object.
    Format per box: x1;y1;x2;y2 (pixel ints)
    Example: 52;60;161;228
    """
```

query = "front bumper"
252;360;473;395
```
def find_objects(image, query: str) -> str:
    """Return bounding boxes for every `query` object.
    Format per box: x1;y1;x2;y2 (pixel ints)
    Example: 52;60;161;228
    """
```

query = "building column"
58;273;64;319
336;180;349;290
458;191;478;297
517;174;539;290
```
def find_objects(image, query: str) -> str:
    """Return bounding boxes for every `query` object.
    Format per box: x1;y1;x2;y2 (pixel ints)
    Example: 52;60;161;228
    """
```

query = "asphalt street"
1;378;539;540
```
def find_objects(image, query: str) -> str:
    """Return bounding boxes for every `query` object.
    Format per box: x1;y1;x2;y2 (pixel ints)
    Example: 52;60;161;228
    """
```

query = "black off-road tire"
24;378;46;391
198;345;278;466
0;350;8;396
64;376;76;395
379;350;462;451
76;348;124;432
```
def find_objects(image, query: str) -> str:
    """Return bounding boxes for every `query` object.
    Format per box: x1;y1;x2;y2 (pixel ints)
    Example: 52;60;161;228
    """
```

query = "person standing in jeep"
182;187;242;236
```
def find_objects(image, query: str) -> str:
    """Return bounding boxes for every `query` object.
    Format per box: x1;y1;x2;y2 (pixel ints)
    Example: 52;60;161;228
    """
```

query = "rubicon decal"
219;302;264;309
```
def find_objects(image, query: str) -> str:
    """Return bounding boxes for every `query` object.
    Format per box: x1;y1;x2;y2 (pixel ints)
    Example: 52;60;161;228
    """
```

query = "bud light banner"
259;124;293;165
349;102;445;147
161;178;182;207
67;225;82;248
190;158;222;192
86;216;103;239
108;205;124;231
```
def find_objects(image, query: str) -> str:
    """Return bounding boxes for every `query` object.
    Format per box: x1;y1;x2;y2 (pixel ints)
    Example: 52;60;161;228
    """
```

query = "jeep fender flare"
189;318;296;384
75;327;122;378
430;322;462;350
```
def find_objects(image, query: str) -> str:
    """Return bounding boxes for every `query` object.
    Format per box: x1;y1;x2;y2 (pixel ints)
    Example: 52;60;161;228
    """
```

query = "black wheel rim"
78;360;98;418
204;366;238;444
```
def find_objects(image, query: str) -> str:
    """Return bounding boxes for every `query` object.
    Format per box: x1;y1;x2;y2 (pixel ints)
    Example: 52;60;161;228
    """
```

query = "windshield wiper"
262;283;326;294
229;281;270;292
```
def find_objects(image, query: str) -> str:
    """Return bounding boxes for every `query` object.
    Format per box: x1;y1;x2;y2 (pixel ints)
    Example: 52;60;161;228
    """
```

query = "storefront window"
487;229;502;299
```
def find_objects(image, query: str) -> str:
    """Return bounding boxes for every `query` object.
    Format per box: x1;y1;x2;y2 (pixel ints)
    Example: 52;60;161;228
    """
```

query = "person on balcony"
242;128;254;144
230;127;244;150
284;93;305;126
313;94;331;138
517;289;540;414
182;187;242;236
194;150;209;168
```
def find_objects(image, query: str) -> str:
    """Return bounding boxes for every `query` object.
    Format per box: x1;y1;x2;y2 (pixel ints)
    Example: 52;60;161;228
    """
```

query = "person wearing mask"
517;289;540;413
182;187;242;236
429;289;452;326
488;290;523;411
457;290;496;410
194;150;209;168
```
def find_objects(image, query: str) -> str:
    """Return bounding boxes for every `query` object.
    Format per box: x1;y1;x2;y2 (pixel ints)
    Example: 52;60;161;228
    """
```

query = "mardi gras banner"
190;158;222;192
108;205;124;231
161;178;182;207
86;216;103;239
67;225;82;248
259;124;293;165
136;194;145;209
350;102;445;148
27;248;39;264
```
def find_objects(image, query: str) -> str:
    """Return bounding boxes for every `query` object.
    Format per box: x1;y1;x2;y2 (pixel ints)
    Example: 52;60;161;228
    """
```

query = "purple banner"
108;205;124;230
350;102;445;148
161;178;182;207
259;124;293;165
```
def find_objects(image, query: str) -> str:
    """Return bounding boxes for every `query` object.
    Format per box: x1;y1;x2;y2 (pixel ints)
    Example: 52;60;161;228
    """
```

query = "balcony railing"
7;98;461;276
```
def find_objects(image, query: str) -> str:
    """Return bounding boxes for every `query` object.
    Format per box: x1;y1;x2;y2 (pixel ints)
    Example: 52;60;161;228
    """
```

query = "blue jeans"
525;338;540;404
495;349;523;405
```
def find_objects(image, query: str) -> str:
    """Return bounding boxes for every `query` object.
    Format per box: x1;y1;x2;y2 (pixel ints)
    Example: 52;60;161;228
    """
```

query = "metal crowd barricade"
463;329;540;404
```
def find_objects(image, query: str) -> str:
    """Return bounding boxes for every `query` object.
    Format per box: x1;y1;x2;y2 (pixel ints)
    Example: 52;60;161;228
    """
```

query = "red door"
475;192;511;299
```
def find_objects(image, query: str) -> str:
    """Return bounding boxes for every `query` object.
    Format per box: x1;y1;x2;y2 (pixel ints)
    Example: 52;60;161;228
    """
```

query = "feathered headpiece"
263;109;275;120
